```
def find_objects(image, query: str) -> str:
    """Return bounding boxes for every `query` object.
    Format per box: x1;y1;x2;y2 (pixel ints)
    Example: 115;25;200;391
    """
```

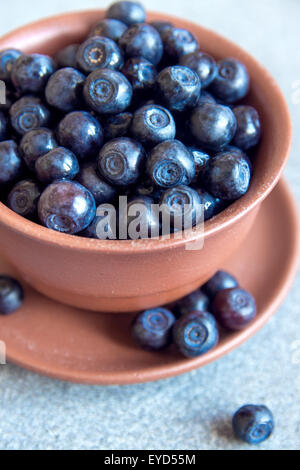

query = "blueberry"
0;111;8;141
102;112;133;140
106;1;146;26
81;203;117;239
9;96;51;136
38;180;96;234
119;24;163;66
0;49;22;81
232;405;274;444
55;44;79;69
210;58;250;104
11;54;55;94
202;148;251;200
202;270;238;299
150;21;173;36
0;140;23;185
196;189;226;221
179;51;217;88
98;137;145;186
0;275;24;315
132;307;175;350
76;36;123;74
188;147;210;182
232;105;261;150
121;57;157;96
89;19;127;42
130;104;176;146
175;289;210;317
57;111;103;161
20;128;57;170
147;140;195;188
134;178;164;202
157;66;201;113
198;91;216;105
213;287;257;330
77;161;117;205
8;179;41;218
126;195;160;239
35;147;79;184
190;103;237;151
173;311;219;358
84;68;132;114
161;27;199;61
45;67;85;112
160;185;203;233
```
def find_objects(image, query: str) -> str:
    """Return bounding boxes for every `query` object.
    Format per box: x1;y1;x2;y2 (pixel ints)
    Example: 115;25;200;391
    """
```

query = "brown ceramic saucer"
0;179;299;385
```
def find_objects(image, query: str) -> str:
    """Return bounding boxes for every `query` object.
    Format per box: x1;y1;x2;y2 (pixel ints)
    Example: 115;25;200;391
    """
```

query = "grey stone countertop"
0;0;299;451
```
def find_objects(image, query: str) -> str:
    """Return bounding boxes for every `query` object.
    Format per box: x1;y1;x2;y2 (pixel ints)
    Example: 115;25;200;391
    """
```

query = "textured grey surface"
0;0;300;451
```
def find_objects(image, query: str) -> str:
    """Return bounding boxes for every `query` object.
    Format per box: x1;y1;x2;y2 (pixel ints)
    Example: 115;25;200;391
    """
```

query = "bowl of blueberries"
0;1;291;312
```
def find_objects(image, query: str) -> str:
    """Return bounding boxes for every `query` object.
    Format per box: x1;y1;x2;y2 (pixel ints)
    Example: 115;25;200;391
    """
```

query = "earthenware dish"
0;10;292;312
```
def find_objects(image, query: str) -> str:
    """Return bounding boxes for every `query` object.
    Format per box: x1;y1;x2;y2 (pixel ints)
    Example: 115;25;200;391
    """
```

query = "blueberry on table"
38;180;96;234
196;189;226;221
89;19;127;42
9;96;51;136
55;44;79;69
11;54;55;94
233;105;261;150
147;140;195;188
160;185;203;232
179;51;217;89
232;405;274;444
149;21;173;36
45;67;85;113
0;275;24;315
106;1;146;26
130;104;176;146
173;311;219;358
213;287;257;330
0;140;23;185
202;270;238;299
98;137;145;186
77;161;117;205
190;102;237;151
175;290;210;317
57;111;104;161
76;36;124;74
188;147;210;182
202;148;251;200
119;24;163;66
132;308;175;350
20;128;57;170
210;58;250;104
0;48;22;81
80;203;117;239
35;147;79;184
157;66;201;113
121;57;157;95
0;112;8;141
84;68;132;114
8;179;41;218
102;112;133;140
126;195;160;239
161;27;199;61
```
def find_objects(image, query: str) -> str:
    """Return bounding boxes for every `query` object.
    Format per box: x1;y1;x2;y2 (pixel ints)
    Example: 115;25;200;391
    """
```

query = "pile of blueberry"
0;1;261;239
132;270;257;356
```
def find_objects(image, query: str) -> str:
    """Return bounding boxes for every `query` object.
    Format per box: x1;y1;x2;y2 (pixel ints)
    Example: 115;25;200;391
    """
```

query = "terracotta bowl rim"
0;9;292;253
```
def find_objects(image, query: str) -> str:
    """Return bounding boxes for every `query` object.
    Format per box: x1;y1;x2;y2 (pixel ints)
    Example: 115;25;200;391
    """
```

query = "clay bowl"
0;10;292;312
